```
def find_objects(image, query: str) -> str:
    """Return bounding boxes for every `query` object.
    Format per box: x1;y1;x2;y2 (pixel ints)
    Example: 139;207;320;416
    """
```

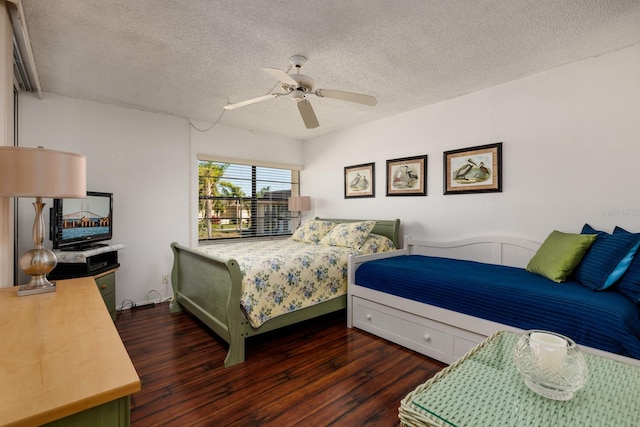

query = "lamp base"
18;244;58;297
18;282;56;296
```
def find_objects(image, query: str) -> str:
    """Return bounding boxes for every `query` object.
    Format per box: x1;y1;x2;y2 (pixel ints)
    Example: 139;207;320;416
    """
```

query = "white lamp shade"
288;196;311;211
0;146;86;197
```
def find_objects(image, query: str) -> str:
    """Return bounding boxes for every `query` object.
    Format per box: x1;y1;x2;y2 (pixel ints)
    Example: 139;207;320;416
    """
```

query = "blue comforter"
355;255;640;359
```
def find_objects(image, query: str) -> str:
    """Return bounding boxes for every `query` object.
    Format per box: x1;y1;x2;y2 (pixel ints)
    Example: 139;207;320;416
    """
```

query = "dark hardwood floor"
115;302;446;427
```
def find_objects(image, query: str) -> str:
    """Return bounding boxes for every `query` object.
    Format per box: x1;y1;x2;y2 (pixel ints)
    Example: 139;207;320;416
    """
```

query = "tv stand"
60;242;109;252
49;244;124;321
51;244;124;278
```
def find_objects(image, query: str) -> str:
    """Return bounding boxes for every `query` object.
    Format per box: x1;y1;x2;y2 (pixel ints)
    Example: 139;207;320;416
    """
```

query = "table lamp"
0;146;86;296
288;196;311;229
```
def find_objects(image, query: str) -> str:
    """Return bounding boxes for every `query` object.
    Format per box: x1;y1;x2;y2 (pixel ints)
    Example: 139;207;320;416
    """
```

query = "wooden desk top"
0;278;140;426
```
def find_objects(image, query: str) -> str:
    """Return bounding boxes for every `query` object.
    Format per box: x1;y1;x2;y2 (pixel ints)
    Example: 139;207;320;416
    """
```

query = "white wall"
303;44;640;244
0;2;15;287
18;94;190;305
17;94;303;306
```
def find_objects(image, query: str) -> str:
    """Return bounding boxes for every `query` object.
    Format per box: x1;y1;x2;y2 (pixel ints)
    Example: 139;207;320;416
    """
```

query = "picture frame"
386;155;427;196
443;142;502;195
344;162;375;198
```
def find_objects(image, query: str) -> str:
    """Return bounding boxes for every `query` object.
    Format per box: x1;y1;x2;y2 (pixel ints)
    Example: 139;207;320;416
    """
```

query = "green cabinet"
44;396;130;427
95;271;117;321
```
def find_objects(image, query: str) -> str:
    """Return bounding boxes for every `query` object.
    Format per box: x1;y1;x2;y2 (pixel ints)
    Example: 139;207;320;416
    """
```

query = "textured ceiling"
19;0;640;140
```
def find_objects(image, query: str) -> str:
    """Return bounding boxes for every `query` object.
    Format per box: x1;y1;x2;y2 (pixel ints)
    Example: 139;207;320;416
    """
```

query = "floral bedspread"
196;239;372;328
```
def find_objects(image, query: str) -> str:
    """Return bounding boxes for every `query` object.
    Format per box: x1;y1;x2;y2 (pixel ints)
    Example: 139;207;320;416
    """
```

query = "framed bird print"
344;162;375;198
443;142;502;195
386;155;427;196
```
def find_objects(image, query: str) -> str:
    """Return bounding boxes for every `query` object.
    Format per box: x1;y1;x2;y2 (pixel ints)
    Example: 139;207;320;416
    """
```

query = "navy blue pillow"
572;224;640;290
612;226;640;303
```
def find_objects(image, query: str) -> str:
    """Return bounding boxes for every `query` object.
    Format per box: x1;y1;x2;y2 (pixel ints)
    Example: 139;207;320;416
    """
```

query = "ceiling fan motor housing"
283;74;315;100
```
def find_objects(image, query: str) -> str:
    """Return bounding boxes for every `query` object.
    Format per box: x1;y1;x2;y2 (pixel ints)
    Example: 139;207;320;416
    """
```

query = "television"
50;191;113;251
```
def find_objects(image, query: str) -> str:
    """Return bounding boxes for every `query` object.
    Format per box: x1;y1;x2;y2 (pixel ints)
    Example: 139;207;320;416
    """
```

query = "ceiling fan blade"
262;67;298;87
224;94;278;110
315;89;377;106
297;99;319;129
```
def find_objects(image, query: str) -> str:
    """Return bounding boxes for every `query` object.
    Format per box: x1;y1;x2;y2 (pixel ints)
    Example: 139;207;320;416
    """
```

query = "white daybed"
347;235;640;366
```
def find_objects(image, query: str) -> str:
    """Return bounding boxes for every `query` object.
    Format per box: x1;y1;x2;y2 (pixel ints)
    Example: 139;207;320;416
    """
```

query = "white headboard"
405;235;541;269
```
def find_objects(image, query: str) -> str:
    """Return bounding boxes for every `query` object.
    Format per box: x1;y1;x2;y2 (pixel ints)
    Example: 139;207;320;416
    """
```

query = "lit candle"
530;332;567;373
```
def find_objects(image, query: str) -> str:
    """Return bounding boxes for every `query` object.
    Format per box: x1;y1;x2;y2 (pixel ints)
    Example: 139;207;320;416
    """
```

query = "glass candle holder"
514;330;588;400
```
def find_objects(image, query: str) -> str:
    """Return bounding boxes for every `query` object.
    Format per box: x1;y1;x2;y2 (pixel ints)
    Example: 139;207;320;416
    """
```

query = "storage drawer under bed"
351;296;483;364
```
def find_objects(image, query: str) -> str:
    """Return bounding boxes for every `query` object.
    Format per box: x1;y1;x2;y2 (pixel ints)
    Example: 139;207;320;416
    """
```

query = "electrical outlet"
161;274;169;285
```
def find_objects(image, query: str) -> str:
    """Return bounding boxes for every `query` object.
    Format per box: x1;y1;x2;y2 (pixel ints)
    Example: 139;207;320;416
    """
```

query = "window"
198;158;301;241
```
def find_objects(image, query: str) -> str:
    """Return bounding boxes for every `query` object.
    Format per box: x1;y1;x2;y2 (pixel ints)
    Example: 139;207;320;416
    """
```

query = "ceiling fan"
224;55;377;129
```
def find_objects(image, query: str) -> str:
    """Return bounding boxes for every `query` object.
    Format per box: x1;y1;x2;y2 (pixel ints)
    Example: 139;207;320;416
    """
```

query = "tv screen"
51;191;113;250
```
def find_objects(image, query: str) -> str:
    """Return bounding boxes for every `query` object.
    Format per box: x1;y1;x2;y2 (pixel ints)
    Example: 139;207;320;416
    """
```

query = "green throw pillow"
526;230;597;283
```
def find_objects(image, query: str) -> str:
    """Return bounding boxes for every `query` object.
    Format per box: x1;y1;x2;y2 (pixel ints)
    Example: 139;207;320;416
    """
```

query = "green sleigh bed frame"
170;218;400;367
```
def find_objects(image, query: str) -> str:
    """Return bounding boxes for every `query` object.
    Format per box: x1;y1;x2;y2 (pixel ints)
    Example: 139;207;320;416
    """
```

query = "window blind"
198;159;301;241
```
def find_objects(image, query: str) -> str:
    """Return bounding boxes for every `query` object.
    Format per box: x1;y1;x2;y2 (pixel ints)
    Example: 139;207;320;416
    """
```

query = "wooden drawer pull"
100;285;107;290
